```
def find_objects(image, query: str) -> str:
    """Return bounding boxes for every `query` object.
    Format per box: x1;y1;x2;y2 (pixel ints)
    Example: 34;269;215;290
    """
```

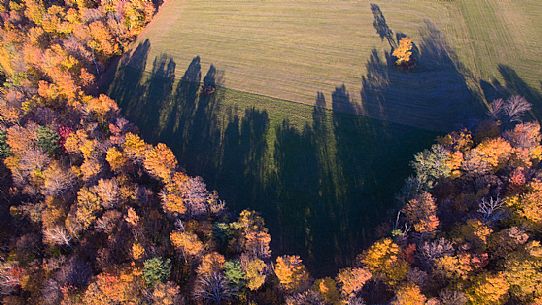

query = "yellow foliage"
85;94;119;119
143;143;177;181
79;138;96;159
504;255;542;302
125;207;139;226
435;254;474;282
313;277;340;304
162;193;186;215
132;243;145;260
515;180;542;230
458;219;492;250
274;255;309;291
242;257;267;291
80;157;101;181
75;187;101;229
392;284;427;305
393;38;414;66
170;231;204;257
462;137;512;174
447;151;464;178
105;147;128;172
466;273;509;305
123;132;148;160
360;238;408;286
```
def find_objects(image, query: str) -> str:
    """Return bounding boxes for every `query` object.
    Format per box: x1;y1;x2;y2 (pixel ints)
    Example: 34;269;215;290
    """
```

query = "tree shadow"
107;40;438;277
480;65;542;120
371;3;396;49
361;20;485;131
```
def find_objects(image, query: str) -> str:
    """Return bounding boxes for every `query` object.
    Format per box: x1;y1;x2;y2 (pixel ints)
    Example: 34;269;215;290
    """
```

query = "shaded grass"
109;53;438;274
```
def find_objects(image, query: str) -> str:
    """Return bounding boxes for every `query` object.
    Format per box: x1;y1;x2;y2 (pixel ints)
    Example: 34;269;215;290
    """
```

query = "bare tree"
487;98;505;119
44;226;72;246
194;272;234;304
504;95;531;123
477;197;504;223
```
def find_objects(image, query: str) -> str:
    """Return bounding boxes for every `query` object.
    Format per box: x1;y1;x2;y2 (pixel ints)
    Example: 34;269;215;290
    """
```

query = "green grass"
108;0;542;274
130;0;541;126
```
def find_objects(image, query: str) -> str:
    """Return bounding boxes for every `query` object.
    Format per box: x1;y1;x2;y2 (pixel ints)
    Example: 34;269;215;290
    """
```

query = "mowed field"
109;0;542;274
128;0;542;130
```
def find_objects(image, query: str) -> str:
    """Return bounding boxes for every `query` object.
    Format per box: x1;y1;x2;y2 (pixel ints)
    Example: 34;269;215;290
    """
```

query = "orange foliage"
274;255;309;291
462;137;512;175
393;37;415;66
196;252;225;275
404;192;439;233
170;231;204;257
392;284;427;305
336;267;372;296
360;238;408;286
143;143;177;181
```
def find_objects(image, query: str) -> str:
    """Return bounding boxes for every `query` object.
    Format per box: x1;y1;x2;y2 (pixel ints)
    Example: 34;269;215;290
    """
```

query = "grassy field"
108;0;542;274
129;0;542;128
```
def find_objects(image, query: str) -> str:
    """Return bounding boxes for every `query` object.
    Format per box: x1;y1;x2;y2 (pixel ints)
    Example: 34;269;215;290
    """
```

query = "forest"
0;0;541;304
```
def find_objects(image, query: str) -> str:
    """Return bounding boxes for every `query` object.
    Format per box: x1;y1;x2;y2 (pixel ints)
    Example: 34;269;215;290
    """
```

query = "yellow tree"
123;132;149;161
170;231;204;258
392;284;426;305
360;238;408;286
75;187;102;230
313;277;340;305
144;143;177;182
241;255;267;291
274;255;309;291
106;147;128;172
392;37;415;67
466;273;509;305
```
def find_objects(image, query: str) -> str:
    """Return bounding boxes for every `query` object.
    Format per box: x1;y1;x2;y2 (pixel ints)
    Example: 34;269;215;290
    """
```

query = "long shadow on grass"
108;42;439;276
480;65;542;120
361;17;486;131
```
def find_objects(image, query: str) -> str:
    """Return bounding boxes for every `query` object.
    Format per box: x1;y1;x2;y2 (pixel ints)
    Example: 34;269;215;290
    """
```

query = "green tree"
224;260;246;288
36;126;60;156
143;257;171;287
0;130;10;158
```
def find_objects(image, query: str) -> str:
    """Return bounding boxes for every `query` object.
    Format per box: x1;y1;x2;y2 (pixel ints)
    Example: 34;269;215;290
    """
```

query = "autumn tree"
313;277;340;304
336;267;372;297
170;231;204;259
403;192;439;233
392;284;426;305
241;255;267;291
274;255;309;291
393;37;415;67
360;238;408;286
466;273;509;305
